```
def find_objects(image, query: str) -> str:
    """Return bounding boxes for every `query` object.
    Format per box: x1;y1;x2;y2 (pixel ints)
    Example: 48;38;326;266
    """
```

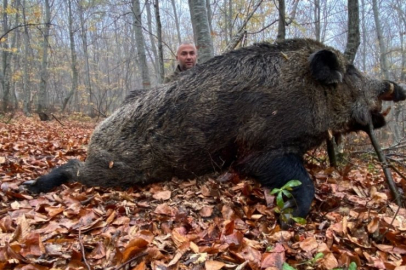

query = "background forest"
0;0;405;141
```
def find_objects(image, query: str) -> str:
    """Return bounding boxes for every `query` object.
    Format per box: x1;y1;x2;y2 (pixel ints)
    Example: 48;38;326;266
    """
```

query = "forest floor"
1;114;406;270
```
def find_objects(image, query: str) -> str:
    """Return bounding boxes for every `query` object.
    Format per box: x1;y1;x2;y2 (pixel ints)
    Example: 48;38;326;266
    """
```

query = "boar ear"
379;81;406;101
309;50;343;85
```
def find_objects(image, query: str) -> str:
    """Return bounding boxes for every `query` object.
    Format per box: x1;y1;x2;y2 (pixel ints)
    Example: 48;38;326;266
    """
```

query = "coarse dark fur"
27;39;405;224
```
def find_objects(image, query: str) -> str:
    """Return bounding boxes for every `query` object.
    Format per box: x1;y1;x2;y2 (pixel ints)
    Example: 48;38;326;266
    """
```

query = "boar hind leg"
26;159;83;193
239;153;315;220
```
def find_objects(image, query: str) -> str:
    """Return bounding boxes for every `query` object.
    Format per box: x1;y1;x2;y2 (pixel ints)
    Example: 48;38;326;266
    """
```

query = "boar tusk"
388;82;394;95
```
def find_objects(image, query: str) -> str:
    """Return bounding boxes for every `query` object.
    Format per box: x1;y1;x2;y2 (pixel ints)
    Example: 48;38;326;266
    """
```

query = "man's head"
176;42;197;71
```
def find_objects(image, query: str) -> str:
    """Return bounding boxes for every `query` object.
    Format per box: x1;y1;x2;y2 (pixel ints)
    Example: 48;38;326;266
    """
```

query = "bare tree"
170;0;182;44
372;0;389;79
276;0;286;41
223;0;229;44
9;0;20;110
21;0;32;115
1;0;11;112
314;0;321;41
146;0;158;76
155;0;164;83
328;0;361;167
228;0;232;41
394;1;406;81
344;0;360;64
360;0;367;72
37;0;51;114
62;0;78;112
132;0;151;89
188;0;214;63
206;0;213;37
77;0;93;114
372;0;401;143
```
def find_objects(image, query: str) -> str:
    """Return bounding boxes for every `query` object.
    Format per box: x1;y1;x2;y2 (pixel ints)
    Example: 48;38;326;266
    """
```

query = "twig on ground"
387;163;406;181
367;121;403;207
51;113;64;126
78;228;92;270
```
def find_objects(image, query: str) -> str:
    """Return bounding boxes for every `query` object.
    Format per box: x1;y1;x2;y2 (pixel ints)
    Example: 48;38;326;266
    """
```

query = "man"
164;42;197;83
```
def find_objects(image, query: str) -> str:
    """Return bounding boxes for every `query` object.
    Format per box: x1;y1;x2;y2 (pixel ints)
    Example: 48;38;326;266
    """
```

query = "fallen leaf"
154;203;176;216
205;260;225;270
299;237;318;253
200;205;214;217
152;190;171;200
261;243;285;269
321;252;339;269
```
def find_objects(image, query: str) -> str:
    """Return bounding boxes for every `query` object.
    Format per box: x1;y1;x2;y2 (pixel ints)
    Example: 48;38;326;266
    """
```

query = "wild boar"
26;38;405;224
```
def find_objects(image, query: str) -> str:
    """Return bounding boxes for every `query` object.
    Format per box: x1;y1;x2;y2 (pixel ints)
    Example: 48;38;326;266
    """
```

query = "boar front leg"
236;153;315;226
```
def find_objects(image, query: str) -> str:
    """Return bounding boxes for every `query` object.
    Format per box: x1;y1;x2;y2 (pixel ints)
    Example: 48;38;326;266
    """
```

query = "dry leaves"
1;115;406;269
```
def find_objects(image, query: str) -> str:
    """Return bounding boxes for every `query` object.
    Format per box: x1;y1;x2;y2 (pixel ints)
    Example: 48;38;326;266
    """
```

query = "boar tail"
24;159;84;193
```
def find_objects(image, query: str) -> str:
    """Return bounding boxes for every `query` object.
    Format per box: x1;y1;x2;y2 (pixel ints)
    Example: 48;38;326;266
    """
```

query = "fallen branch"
387;156;406;169
51;113;64;126
367;121;403;207
388;164;406;181
79;228;92;270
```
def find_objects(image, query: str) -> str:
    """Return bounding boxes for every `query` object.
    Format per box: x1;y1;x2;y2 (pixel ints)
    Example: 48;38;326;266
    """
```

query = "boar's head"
309;47;405;135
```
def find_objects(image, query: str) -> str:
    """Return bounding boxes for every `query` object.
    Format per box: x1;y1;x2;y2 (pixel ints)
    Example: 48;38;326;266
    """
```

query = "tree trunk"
360;0;367;72
78;0;93;114
328;0;361;167
276;0;286;41
314;0;321;42
10;0;20;111
1;0;11;112
372;0;389;79
62;0;78;112
132;0;151;89
188;0;214;63
394;4;406;81
228;0;232;41
206;0;213;38
170;0;182;44
188;0;197;44
372;0;400;143
223;0;228;44
22;0;31;115
146;0;158;77
155;0;164;83
37;0;51;113
344;0;360;64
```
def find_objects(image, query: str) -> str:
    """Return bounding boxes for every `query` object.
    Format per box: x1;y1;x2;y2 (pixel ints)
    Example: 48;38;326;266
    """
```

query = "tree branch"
367;121;403;207
223;0;264;53
0;23;45;41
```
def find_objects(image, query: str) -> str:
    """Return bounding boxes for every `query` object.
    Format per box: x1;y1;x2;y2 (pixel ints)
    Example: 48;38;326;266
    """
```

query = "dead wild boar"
26;38;405;224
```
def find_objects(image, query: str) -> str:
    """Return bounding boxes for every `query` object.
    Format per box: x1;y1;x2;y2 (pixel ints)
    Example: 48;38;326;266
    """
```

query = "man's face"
176;44;197;71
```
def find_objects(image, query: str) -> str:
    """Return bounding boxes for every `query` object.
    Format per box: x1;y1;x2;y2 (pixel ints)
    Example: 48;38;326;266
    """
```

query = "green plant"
282;254;358;270
282;262;297;270
270;180;306;225
333;261;358;270
282;253;324;270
